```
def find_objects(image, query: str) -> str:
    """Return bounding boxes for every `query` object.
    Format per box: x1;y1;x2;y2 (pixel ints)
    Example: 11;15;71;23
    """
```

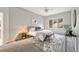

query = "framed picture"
32;18;37;25
58;18;64;28
49;20;53;28
49;18;64;28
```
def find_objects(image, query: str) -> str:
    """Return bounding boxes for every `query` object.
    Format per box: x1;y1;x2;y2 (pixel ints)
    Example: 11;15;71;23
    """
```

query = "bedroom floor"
0;38;43;52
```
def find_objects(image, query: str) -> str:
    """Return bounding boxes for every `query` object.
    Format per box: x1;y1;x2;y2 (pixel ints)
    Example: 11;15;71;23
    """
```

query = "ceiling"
23;7;72;16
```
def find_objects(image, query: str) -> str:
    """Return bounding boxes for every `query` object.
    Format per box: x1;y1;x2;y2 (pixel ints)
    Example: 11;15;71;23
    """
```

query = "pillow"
51;28;66;35
35;27;42;31
36;32;46;41
30;27;35;31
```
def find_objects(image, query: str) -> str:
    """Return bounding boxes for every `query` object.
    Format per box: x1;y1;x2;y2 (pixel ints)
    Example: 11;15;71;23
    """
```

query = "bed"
29;27;76;52
27;26;65;51
1;26;76;52
28;26;53;36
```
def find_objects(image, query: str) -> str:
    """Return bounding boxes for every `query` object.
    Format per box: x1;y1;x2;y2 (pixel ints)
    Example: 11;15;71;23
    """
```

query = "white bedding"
51;28;66;35
28;28;76;52
29;30;53;36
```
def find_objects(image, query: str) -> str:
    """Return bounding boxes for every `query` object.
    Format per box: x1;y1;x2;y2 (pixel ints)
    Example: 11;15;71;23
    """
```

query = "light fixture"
44;7;53;12
44;7;48;12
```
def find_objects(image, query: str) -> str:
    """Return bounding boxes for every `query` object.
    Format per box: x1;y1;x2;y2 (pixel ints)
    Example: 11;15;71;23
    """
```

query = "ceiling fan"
44;7;53;12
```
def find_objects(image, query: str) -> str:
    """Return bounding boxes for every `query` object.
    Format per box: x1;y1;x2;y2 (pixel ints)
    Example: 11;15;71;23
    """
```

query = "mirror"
73;9;77;27
71;9;77;29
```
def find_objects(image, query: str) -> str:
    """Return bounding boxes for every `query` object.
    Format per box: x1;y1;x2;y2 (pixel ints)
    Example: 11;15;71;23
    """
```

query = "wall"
9;7;44;40
0;7;9;44
44;11;71;29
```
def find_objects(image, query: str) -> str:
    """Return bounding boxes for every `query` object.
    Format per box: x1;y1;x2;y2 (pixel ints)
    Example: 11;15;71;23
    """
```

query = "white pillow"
30;27;35;31
52;28;66;35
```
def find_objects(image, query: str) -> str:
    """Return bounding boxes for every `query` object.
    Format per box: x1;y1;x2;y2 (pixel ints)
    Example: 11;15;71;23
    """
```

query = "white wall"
44;11;71;29
0;8;9;44
9;7;44;40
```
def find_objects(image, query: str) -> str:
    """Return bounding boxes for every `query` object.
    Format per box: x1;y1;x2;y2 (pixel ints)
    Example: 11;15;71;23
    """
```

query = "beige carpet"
0;39;43;52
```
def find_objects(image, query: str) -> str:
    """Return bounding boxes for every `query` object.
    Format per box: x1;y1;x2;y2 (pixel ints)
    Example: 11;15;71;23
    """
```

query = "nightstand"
65;35;78;52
